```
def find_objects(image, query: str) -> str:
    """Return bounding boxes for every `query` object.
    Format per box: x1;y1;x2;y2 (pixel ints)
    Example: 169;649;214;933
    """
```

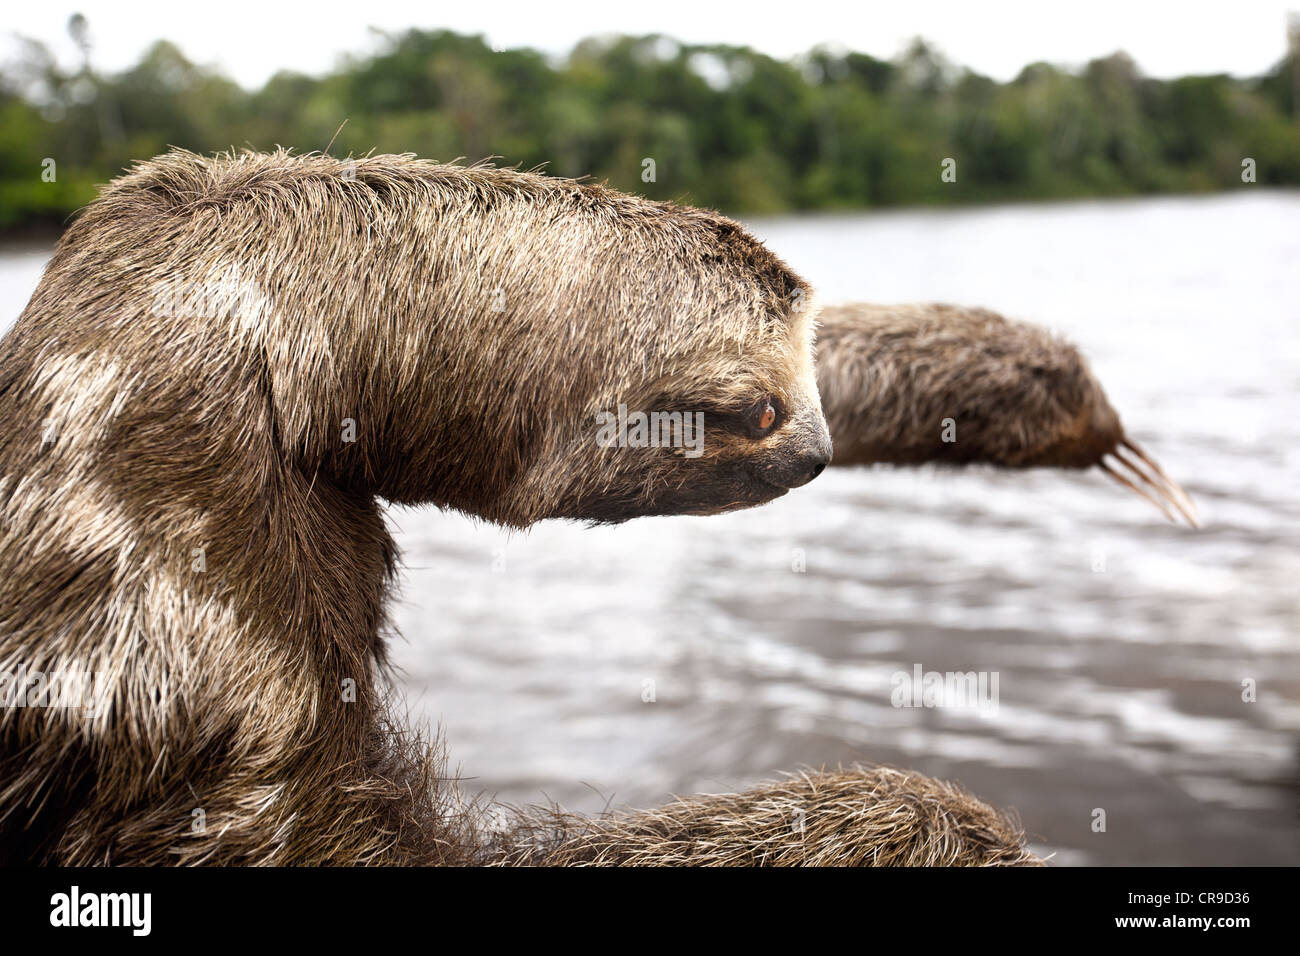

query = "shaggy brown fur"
0;150;1036;867
816;303;1197;523
494;767;1042;866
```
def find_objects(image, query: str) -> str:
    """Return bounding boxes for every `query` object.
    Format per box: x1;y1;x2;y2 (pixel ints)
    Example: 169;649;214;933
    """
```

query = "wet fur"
495;766;1042;866
816;302;1197;523
817;303;1122;468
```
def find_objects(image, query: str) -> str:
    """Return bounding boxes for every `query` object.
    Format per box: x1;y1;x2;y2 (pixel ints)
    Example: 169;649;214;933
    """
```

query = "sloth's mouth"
664;473;790;518
710;472;794;511
554;464;797;524
744;473;792;498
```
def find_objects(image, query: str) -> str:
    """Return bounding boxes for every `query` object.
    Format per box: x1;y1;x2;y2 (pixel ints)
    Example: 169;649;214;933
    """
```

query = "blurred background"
1;2;1297;864
3;2;1300;229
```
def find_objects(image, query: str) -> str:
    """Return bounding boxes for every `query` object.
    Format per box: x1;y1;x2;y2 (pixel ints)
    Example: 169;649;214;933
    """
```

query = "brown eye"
749;395;779;434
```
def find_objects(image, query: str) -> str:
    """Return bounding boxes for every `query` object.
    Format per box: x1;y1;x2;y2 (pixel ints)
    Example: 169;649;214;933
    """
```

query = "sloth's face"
556;389;832;523
499;306;833;526
385;209;835;529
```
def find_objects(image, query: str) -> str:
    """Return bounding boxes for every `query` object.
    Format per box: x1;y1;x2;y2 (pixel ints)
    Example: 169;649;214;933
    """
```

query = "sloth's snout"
784;448;831;488
756;420;832;490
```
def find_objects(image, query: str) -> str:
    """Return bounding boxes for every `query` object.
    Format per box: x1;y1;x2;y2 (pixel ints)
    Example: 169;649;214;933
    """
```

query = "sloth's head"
242;159;836;528
278;161;836;527
473;205;834;526
54;151;831;528
534;293;833;525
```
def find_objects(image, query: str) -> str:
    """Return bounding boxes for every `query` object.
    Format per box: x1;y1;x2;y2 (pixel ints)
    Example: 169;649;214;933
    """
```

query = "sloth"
0;149;1043;865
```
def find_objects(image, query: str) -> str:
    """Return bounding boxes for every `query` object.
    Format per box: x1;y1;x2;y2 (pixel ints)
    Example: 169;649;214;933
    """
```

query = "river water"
3;191;1297;865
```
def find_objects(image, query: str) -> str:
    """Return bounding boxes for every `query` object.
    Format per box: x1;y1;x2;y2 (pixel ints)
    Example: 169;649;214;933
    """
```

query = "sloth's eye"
749;395;779;434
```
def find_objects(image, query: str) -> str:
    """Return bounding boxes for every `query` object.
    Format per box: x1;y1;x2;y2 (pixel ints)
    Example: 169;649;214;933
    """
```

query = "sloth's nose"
754;418;832;490
764;436;832;490
785;449;831;488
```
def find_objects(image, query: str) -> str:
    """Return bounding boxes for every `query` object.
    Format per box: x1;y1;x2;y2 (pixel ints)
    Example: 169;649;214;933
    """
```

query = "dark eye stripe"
642;395;784;440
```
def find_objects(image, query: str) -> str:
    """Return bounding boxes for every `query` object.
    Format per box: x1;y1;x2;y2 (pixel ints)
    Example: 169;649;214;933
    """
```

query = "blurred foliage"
1;22;1298;231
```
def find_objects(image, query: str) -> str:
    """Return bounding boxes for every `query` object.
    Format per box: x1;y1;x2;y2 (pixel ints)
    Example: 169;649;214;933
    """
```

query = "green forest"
2;19;1298;231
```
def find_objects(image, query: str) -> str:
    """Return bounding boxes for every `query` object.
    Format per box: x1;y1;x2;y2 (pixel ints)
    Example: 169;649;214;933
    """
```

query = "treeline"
1;23;1298;230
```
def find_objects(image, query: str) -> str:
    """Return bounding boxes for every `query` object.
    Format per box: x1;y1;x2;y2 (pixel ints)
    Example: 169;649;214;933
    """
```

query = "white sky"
4;1;1297;88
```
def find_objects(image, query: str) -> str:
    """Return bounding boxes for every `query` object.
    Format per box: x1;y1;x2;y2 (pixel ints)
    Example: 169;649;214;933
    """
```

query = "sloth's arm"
814;303;1196;524
489;766;1042;866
